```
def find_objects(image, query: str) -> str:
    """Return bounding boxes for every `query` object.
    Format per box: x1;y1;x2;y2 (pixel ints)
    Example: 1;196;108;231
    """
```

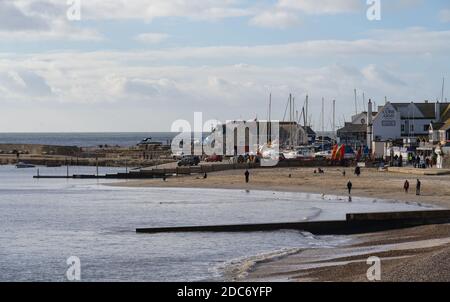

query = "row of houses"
337;100;450;147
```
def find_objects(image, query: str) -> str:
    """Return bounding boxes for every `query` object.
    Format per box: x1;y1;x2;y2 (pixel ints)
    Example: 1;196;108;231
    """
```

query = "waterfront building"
338;100;450;148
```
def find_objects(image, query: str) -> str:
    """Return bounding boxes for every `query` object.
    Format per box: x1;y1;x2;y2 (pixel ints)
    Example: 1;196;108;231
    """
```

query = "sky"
0;0;449;132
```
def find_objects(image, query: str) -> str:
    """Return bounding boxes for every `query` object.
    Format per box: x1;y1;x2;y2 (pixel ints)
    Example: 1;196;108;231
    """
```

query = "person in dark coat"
245;170;250;183
354;166;361;177
403;180;409;193
347;180;353;195
416;179;421;196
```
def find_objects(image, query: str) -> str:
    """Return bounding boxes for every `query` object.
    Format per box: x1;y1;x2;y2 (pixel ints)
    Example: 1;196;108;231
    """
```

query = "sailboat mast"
332;99;336;140
268;93;272;141
322;97;325;151
442;77;445;102
362;92;366;113
293;97;296;146
305;94;309;127
289;94;293;149
302;107;306;128
354;89;358;115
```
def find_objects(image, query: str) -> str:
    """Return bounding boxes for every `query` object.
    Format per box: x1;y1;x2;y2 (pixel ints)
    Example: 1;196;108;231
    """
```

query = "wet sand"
111;166;450;282
111;167;450;208
227;224;450;282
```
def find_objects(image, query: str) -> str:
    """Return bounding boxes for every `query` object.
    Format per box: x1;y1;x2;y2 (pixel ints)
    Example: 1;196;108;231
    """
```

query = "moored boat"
16;162;36;168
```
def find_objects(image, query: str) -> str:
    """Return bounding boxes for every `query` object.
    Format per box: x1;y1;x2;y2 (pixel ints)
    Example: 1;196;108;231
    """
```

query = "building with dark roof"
338;101;450;147
429;120;450;145
337;123;367;147
373;101;450;142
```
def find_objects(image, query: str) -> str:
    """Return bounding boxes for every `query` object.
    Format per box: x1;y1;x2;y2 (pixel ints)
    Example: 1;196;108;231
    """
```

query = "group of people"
347;179;422;197
392;154;403;167
390;153;437;169
346;167;422;197
188;167;424;198
409;153;435;169
314;168;325;174
403;179;421;195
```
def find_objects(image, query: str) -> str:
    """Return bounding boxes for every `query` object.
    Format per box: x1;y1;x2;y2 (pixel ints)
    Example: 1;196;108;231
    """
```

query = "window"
410;125;414;132
401;124;405;132
424;125;430;132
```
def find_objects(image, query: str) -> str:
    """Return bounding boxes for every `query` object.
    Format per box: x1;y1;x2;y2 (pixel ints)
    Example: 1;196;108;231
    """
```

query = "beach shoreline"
111;166;450;282
109;166;450;208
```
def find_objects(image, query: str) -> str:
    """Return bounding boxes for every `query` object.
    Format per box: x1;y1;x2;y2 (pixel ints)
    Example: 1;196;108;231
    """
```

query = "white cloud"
0;0;254;40
0;27;447;103
0;24;448;131
249;0;363;28
439;9;450;23
0;1;102;41
134;33;169;44
0;54;439;131
1;0;367;35
278;0;362;15
249;10;301;29
361;64;407;87
99;28;450;61
55;0;252;21
0;69;53;98
0;1;49;31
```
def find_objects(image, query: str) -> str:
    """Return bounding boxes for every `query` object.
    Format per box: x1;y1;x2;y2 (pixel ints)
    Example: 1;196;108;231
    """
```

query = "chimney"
435;101;440;122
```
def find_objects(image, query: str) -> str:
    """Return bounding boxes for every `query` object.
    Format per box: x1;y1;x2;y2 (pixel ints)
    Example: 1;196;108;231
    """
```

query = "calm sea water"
0;165;433;281
0;132;177;147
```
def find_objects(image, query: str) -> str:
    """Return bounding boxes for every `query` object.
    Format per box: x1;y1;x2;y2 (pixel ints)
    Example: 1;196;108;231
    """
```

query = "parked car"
205;154;223;162
172;151;185;160
177;155;200;166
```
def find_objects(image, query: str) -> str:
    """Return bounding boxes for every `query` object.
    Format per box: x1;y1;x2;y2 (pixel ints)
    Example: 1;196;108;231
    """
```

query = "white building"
373;101;450;142
338;100;450;149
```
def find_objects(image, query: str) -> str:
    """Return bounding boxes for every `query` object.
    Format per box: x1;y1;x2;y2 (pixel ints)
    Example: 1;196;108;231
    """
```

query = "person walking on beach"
347;180;352;195
244;170;250;183
403;180;409;193
416;179;421;196
354;166;361;177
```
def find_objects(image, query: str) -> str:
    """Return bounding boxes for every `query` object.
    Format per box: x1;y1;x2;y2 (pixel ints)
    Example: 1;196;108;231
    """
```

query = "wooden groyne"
30;158;352;180
33;171;166;179
136;210;450;235
32;162;257;179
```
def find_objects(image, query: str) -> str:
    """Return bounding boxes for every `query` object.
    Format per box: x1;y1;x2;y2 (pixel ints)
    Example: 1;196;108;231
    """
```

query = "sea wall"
0;144;81;156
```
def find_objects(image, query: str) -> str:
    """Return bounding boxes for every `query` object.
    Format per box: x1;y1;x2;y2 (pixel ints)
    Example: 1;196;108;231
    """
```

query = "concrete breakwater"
136;210;450;235
0;144;80;156
0;155;174;168
0;143;175;167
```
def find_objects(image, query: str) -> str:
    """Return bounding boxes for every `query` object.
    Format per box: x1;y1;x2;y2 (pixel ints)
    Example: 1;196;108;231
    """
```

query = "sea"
0;131;331;148
0;163;434;281
0;132;178;147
